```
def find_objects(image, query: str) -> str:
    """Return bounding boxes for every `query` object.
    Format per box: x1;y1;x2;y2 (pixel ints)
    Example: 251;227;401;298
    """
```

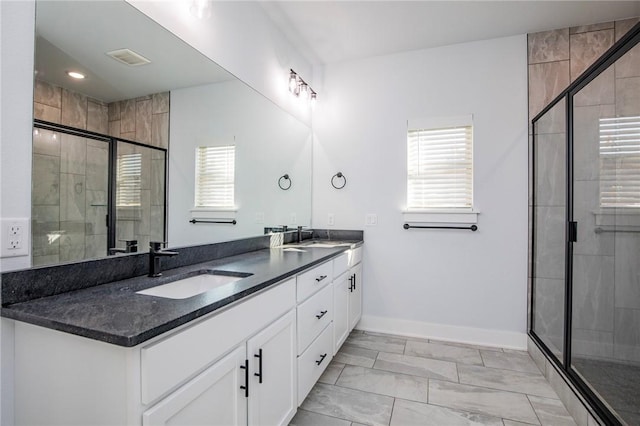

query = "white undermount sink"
137;270;252;299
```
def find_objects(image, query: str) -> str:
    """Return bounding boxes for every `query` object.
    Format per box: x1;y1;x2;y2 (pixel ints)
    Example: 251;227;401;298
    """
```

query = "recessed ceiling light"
67;71;85;79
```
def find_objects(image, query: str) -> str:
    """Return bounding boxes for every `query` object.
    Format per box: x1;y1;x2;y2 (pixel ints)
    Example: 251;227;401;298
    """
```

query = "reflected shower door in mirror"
114;141;166;254
32;126;110;266
532;98;567;360
571;42;640;425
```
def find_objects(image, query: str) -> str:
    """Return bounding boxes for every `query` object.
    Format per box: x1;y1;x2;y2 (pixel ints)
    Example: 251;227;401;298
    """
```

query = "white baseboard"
356;315;527;350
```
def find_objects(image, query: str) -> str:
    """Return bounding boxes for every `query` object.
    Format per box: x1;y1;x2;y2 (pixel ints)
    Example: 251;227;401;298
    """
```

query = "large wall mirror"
31;1;312;267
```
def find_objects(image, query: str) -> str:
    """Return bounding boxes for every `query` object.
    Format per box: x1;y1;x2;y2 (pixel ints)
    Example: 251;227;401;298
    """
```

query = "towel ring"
331;172;346;189
278;174;292;190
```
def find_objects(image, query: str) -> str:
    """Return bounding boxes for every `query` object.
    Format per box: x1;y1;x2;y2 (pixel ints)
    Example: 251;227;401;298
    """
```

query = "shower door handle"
569;221;578;243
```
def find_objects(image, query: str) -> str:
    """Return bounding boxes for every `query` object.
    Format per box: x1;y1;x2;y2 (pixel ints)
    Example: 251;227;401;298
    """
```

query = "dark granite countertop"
1;241;362;347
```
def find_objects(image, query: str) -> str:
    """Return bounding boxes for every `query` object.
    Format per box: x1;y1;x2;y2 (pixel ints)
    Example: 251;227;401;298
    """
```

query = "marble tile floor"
290;330;576;426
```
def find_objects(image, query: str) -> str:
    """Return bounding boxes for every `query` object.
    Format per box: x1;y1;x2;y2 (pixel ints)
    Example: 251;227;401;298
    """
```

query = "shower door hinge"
568;221;578;242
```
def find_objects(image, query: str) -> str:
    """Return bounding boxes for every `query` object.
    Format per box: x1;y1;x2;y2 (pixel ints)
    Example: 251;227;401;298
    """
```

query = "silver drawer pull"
315;275;327;282
315;353;327;366
315;310;328;319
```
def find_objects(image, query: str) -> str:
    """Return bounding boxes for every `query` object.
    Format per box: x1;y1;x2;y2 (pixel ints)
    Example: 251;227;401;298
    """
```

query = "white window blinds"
599;116;640;208
116;153;142;207
407;124;473;210
195;145;235;208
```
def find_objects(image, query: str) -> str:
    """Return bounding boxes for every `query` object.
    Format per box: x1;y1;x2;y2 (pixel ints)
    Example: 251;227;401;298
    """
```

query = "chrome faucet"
297;226;313;243
148;241;178;277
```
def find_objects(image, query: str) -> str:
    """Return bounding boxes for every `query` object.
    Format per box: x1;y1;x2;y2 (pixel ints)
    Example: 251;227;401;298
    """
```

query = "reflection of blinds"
116;153;142;207
407;126;473;210
195;146;235;208
599;116;640;208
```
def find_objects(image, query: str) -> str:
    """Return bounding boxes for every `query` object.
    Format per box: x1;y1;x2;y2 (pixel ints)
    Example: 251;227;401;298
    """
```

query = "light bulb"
299;83;309;100
310;92;317;108
288;71;298;93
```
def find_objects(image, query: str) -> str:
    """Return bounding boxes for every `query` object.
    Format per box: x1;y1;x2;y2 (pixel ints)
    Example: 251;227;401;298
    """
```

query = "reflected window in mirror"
195;145;236;210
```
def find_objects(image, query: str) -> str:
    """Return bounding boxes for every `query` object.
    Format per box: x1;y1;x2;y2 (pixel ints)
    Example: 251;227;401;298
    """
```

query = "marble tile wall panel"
573;67;615;107
534;206;565;279
152;92;170;114
34;103;62;123
570;30;615;81
33;129;60;157
59;220;85;262
87;100;109;134
614;308;640;363
34;79;62;108
615;76;640;116
545;364;589;426
533;278;565;355
573;105;615;182
60;133;86;175
615;42;640;79
85;144;109;191
108;102;120;122
151;158;165;206
572;328;614;359
59;173;86;222
134;190;151;237
528;29;570;64
149;206;165;242
108;120;121;138
32;154;60;205
121;131;136;141
571;22;614;35
152;112;169;149
534;98;566;134
572;181;614;256
85;190;107;236
31;205;60;258
535;133;565;207
135;99;152;145
572;254;614;331
85;234;107;259
529;60;570;118
615;18;640;41
61;89;88;129
614;233;640;310
120;99;136;133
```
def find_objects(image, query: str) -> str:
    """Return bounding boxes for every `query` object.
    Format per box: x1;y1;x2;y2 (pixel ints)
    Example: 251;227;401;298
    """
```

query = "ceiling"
261;1;640;65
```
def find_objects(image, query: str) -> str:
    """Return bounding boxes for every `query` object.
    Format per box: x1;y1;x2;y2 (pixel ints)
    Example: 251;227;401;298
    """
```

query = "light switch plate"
365;214;378;226
1;218;29;258
327;213;335;226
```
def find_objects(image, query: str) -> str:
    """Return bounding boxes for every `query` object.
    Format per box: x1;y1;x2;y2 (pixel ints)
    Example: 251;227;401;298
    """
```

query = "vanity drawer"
296;261;333;302
297;323;333;405
297;283;333;354
140;278;296;405
333;252;349;277
349;246;362;267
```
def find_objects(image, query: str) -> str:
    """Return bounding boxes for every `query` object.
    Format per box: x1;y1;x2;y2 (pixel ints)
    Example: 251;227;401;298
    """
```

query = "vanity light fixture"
67;71;85;79
190;0;212;19
288;69;317;104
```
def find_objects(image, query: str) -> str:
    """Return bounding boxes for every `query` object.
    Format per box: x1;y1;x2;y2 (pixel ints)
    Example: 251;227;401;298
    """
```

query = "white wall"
1;1;36;423
312;35;529;348
168;80;312;247
127;0;314;127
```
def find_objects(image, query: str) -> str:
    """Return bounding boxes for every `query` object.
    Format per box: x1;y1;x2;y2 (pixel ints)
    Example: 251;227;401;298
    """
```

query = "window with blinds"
407;124;473;210
195;145;235;208
599;116;640;208
116;153;142;207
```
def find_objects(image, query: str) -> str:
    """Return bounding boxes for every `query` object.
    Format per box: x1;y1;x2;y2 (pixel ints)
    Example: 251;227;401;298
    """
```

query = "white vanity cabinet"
333;247;363;353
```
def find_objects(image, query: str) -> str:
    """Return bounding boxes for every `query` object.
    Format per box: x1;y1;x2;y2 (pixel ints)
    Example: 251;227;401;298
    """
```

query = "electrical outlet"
328;213;335;226
1;218;29;258
365;214;378;226
290;213;297;225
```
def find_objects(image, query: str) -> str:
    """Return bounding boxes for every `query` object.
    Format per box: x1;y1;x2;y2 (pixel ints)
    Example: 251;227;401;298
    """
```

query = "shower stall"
531;23;640;425
31;122;167;267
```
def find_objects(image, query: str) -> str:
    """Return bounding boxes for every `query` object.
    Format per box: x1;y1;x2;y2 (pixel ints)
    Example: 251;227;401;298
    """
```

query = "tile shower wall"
32;80;169;265
528;18;640;363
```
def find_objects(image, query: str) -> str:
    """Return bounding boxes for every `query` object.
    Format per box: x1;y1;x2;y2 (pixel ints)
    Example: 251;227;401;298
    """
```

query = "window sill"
402;210;479;225
190;208;237;220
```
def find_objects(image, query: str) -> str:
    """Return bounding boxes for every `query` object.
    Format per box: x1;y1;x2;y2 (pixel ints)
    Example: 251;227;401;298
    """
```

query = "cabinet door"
349;263;363;330
333;275;350;353
247;310;297;426
142;346;247;426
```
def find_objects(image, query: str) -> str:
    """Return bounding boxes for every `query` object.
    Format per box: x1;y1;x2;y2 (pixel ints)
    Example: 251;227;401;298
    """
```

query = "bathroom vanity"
2;236;363;425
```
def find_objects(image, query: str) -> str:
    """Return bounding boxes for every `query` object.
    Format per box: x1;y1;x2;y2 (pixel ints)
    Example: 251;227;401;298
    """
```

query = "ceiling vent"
106;49;151;66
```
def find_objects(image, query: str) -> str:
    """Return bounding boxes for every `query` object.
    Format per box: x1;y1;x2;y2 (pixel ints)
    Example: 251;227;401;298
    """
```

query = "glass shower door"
532;99;568;360
571;42;640;425
113;140;166;254
32;127;110;266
